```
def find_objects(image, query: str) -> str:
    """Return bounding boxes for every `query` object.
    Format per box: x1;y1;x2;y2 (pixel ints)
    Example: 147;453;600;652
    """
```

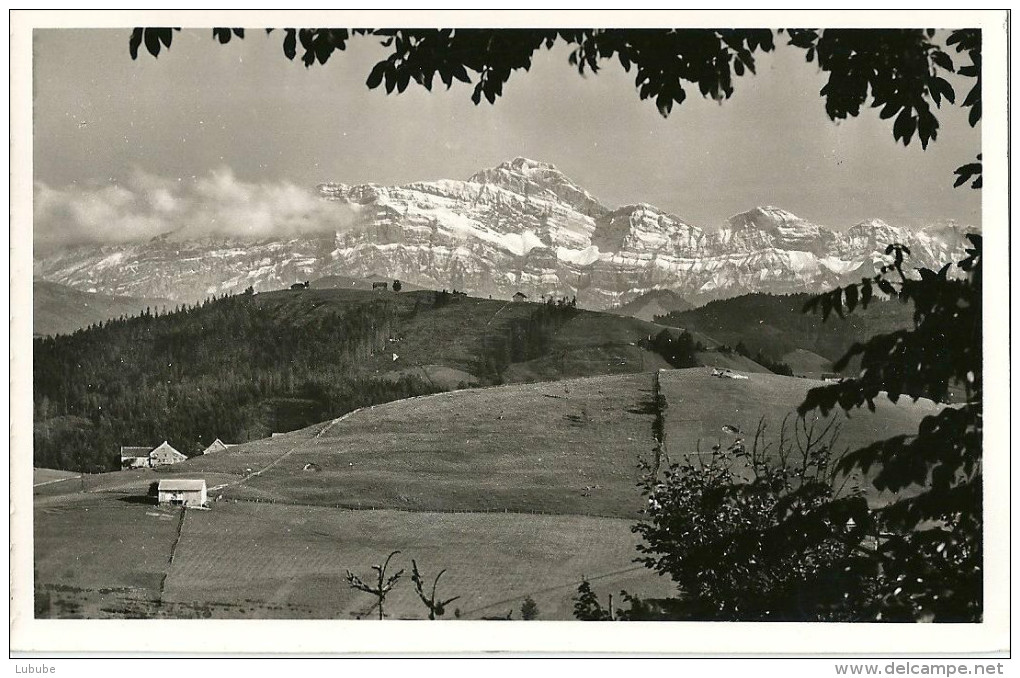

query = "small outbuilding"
120;446;153;469
200;438;234;455
157;479;207;507
512;291;528;302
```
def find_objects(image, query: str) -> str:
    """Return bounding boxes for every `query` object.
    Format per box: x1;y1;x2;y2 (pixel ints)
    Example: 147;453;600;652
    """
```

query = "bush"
633;416;875;620
520;596;539;620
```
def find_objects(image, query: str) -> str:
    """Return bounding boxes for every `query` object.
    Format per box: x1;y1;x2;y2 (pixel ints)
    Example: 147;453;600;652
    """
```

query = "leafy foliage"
784;29;955;149
126;27;981;185
954;154;983;189
632;417;876;620
129;28;775;118
573;579;612;621
798;235;982;621
520;595;539;620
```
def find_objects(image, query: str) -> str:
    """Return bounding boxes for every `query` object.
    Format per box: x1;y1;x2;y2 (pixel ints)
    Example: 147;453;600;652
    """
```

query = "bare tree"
410;559;460;620
345;550;404;620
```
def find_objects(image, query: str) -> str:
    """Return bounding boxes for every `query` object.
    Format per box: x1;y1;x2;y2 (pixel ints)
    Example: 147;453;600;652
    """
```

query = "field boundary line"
158;508;188;603
217;495;642;521
33;475;81;488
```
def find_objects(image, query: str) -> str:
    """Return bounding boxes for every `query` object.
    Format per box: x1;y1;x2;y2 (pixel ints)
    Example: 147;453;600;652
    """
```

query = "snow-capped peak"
35;163;976;312
727;205;811;231
468;157;608;217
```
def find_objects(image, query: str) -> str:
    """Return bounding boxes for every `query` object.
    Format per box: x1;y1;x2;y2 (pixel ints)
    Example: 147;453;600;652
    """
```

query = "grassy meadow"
34;367;941;619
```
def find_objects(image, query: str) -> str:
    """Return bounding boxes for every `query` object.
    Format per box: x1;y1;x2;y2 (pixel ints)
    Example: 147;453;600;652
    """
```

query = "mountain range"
33;157;976;309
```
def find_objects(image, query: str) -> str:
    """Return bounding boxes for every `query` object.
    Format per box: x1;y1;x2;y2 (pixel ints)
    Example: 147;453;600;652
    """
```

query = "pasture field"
163;502;671;619
33;368;939;619
502;311;676;383
693;350;773;374
376;364;480;390
33;468;80;486
658;369;941;501
33;465;244;500
782;348;834;377
34;495;672;619
505;344;672;383
34;493;183;617
190;373;660;518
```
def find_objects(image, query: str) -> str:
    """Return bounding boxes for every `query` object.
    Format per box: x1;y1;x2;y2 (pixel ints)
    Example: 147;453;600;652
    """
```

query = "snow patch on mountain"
34;158;977;310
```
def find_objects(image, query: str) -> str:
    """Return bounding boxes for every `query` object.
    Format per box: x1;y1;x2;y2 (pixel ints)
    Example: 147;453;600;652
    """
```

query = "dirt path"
484;300;513;326
33;475;81;488
207;407;365;493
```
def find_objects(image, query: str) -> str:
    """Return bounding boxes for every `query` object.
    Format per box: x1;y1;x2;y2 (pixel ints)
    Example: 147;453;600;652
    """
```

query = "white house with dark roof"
148;441;187;467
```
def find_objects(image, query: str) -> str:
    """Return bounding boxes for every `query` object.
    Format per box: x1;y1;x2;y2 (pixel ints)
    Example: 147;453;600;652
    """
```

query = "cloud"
33;168;355;251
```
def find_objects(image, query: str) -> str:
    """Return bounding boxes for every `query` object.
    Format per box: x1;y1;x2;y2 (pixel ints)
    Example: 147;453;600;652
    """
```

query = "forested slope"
34;288;665;471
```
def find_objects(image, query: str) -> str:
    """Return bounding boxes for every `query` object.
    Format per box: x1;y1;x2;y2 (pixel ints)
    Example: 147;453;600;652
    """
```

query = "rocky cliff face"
33;158;977;309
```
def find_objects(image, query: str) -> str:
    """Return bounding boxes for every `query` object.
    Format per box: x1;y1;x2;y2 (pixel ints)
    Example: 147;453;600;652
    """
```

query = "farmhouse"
119;441;187;469
512;291;528;302
372;281;389;291
157;479;207;507
149;441;187;467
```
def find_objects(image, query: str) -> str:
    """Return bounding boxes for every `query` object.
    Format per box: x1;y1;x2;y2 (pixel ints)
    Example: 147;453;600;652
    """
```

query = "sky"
33;28;981;250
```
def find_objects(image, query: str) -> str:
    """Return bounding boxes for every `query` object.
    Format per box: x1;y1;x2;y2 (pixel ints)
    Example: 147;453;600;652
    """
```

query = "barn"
148;441;187;467
120;446;152;469
512;291;528;302
157;479;207;507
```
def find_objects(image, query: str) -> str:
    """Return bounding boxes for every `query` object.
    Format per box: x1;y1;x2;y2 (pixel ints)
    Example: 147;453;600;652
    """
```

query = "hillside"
310;274;425;292
35;368;941;619
33;287;675;471
185;368;938;514
657;292;915;373
606;289;693;322
33;280;168;337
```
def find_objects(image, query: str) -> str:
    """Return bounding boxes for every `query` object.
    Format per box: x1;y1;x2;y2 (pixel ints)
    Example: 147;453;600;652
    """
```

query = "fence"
218;494;643;521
